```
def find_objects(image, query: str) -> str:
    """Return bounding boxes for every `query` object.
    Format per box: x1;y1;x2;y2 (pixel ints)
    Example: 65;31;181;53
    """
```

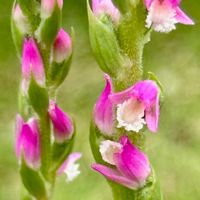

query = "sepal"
20;160;47;199
28;78;49;116
51;128;75;172
36;4;61;47
111;0;129;14
90;121;107;164
17;0;40;32
87;0;129;77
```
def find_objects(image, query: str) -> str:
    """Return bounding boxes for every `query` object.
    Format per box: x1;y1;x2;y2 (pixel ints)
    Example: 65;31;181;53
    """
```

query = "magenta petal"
175;7;194;25
53;28;72;63
144;0;153;10
22;124;40;168
57;152;82;176
170;0;181;7
114;136;151;187
49;100;74;143
109;85;134;105
133;81;160;132
92;163;138;189
22;38;45;85
145;94;160;132
15;116;41;169
93;74;114;136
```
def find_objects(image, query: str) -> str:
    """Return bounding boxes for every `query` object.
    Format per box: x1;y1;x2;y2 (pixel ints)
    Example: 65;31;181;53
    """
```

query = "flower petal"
114;136;151;187
57;153;82;182
145;94;160;132
49;100;74;143
22;38;45;85
175;7;194;25
144;0;153;10
93;74;114;136
91;0;120;23
92;163;138;189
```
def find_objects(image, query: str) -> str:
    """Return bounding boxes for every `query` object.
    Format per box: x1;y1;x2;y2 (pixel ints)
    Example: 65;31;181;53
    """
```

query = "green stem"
114;4;146;91
39;113;51;182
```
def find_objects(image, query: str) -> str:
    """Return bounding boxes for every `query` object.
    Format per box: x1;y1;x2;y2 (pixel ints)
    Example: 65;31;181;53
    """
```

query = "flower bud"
92;0;120;23
15;115;41;169
48;100;74;143
92;136;151;189
57;153;82;182
13;4;30;34
41;0;63;18
93;74;114;136
53;29;72;63
22;38;45;89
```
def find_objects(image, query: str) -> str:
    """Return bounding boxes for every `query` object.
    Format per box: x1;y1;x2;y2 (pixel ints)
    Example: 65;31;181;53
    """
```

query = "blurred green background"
0;0;200;199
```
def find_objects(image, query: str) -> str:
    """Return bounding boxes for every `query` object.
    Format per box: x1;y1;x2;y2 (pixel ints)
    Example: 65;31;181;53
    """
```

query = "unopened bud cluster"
12;0;80;199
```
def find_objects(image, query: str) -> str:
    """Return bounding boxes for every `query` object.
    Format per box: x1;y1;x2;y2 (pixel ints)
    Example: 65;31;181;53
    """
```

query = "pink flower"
110;80;160;133
93;74;114;136
48;100;74;143
41;0;63;18
145;0;194;33
15;115;41;169
22;38;45;89
92;136;151;189
57;153;82;182
53;28;72;63
92;0;120;23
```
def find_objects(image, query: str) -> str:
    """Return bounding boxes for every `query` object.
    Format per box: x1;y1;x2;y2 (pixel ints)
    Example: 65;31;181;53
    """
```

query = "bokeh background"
0;0;200;199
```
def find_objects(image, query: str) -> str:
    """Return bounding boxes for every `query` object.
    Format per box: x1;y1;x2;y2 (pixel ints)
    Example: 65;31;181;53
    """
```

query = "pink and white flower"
15;115;41;169
93;74;114;136
145;0;194;33
57;153;82;182
92;0;120;23
110;80;160;133
93;74;160;134
48;100;74;143
53;28;72;63
92;136;151;189
22;38;45;90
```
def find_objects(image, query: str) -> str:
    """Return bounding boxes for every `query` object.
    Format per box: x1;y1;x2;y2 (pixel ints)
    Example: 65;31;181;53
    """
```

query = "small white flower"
117;99;146;132
57;153;82;182
100;140;122;165
64;162;81;182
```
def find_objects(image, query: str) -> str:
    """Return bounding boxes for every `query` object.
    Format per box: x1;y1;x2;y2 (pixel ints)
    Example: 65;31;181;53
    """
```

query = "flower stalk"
12;0;81;199
88;0;194;200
